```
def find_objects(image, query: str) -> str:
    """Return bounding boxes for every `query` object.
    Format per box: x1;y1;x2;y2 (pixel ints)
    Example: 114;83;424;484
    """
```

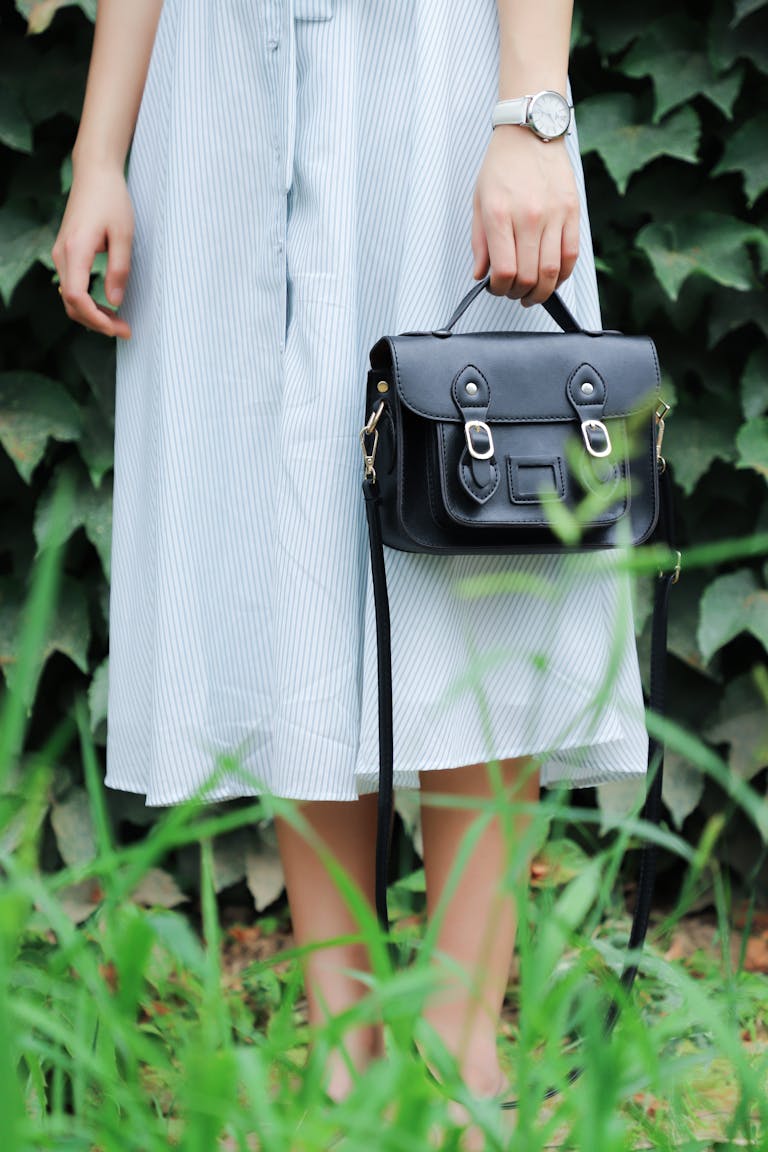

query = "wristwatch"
491;91;572;141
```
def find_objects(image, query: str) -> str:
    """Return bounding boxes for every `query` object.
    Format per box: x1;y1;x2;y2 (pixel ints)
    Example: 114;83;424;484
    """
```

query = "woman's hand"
51;163;134;338
471;124;580;306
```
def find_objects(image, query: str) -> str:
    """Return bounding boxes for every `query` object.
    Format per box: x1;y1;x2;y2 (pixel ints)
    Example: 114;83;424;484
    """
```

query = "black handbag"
359;272;680;1106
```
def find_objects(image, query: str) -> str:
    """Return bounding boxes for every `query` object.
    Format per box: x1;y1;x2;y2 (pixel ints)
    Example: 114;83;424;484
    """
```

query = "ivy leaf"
81;471;113;577
698;569;768;664
70;330;116;424
667;401;738;495
211;828;249;893
637;213;764;301
15;50;86;125
0;371;81;483
707;290;768;347
34;460;113;579
731;0;768;25
742;347;768;420
623;36;743;121
666;572;717;675
736;418;768;479
88;657;109;744
590;10;664;56
712;113;768;207
661;752;705;830
0;80;33;153
711;8;768;74
0;207;57;307
50;788;97;867
595;777;646;831
0;575;90;698
129;868;187;909
705;673;768;780
245;826;285;912
43;576;91;677
78;404;114;490
395;789;423;857
577;96;699;195
15;0;96;34
57;878;105;924
0;577;24;686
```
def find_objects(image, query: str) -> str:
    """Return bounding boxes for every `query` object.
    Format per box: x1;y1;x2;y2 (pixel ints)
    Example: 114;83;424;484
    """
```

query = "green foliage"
0;0;766;929
0;598;764;1149
571;0;768;866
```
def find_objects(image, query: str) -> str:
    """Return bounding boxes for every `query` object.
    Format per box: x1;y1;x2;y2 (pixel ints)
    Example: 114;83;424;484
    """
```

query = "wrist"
492;91;572;141
72;139;128;175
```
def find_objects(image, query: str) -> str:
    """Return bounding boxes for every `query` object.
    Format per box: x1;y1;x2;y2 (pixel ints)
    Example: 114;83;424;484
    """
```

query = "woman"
52;0;648;1122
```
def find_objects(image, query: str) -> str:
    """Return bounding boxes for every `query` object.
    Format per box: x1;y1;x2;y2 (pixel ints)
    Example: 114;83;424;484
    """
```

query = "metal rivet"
466;381;478;395
581;382;594;396
376;380;389;393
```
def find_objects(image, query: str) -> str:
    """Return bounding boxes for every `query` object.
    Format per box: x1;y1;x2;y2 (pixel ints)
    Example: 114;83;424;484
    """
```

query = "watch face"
529;91;570;139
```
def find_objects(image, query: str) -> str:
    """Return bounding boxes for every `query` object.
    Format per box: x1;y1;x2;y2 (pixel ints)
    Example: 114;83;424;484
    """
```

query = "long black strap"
362;464;679;1107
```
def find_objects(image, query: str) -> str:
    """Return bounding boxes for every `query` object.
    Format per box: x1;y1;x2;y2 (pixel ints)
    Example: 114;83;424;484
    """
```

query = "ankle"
315;1023;386;1102
458;1061;507;1099
415;1025;504;1098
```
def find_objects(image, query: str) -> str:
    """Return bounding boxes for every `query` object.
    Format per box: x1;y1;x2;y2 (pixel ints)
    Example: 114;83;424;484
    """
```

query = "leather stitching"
507;456;566;504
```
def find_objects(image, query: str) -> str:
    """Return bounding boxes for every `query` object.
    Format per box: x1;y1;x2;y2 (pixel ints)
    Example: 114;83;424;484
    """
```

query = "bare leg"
274;793;386;1102
417;756;540;1097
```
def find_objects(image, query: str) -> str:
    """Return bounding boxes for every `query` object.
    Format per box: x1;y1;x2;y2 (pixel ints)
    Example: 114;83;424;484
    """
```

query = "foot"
429;1072;517;1152
415;1042;515;1152
318;1025;388;1104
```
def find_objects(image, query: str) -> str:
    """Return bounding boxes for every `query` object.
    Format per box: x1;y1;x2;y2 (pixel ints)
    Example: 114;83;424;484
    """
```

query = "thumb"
105;225;133;306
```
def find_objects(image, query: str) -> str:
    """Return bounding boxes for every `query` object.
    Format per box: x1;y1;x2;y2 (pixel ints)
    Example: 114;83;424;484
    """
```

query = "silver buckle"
581;419;612;459
464;419;495;461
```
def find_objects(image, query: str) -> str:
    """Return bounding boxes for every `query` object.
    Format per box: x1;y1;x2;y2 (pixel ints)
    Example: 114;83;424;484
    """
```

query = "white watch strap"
491;97;530;128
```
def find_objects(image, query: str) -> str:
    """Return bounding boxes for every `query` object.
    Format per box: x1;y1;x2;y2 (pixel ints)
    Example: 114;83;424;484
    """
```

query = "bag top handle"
433;272;586;336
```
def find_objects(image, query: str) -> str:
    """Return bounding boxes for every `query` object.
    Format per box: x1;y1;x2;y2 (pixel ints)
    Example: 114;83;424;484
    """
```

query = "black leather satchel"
359;273;680;1106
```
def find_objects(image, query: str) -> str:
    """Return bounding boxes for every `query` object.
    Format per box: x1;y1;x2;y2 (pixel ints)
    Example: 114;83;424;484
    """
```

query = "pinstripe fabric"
103;0;649;805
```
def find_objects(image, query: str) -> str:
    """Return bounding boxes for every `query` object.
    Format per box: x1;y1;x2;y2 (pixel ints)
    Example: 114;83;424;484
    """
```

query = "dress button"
267;37;279;50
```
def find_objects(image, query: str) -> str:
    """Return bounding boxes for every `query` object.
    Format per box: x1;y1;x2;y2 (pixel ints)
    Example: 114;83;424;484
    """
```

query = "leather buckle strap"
581;418;612;458
464;419;494;461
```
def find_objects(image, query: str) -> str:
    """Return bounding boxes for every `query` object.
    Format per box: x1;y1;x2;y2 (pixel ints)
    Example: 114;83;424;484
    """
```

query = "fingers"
105;223;132;307
471;192;490;280
482;200;519;296
556;208;580;290
521;222;564;307
481;210;580;306
512;207;544;301
473;139;581;305
54;231;132;339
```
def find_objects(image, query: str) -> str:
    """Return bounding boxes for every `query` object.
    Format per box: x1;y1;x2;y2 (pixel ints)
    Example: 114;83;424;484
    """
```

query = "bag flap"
369;330;660;422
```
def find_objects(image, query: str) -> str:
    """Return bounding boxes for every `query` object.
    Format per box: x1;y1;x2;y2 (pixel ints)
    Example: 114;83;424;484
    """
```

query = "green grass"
1;462;767;1152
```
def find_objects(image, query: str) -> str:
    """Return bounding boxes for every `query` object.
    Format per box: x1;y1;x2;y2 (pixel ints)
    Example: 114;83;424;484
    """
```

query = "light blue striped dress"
104;0;649;805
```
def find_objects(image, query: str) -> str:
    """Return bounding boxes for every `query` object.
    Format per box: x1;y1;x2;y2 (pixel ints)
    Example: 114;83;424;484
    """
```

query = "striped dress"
103;0;649;805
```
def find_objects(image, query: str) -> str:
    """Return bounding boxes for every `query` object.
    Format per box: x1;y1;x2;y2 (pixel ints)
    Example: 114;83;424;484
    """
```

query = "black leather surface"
365;329;660;554
370;331;660;421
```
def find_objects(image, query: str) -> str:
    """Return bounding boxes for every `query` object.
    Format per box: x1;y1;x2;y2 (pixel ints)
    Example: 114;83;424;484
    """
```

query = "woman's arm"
471;0;580;306
52;0;164;336
73;0;164;171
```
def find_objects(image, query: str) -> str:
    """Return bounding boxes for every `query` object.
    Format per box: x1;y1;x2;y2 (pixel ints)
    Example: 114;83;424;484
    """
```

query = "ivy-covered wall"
0;0;766;909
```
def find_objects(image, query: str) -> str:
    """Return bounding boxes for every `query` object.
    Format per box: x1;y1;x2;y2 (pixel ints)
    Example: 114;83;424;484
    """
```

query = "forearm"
72;0;164;173
496;1;573;97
